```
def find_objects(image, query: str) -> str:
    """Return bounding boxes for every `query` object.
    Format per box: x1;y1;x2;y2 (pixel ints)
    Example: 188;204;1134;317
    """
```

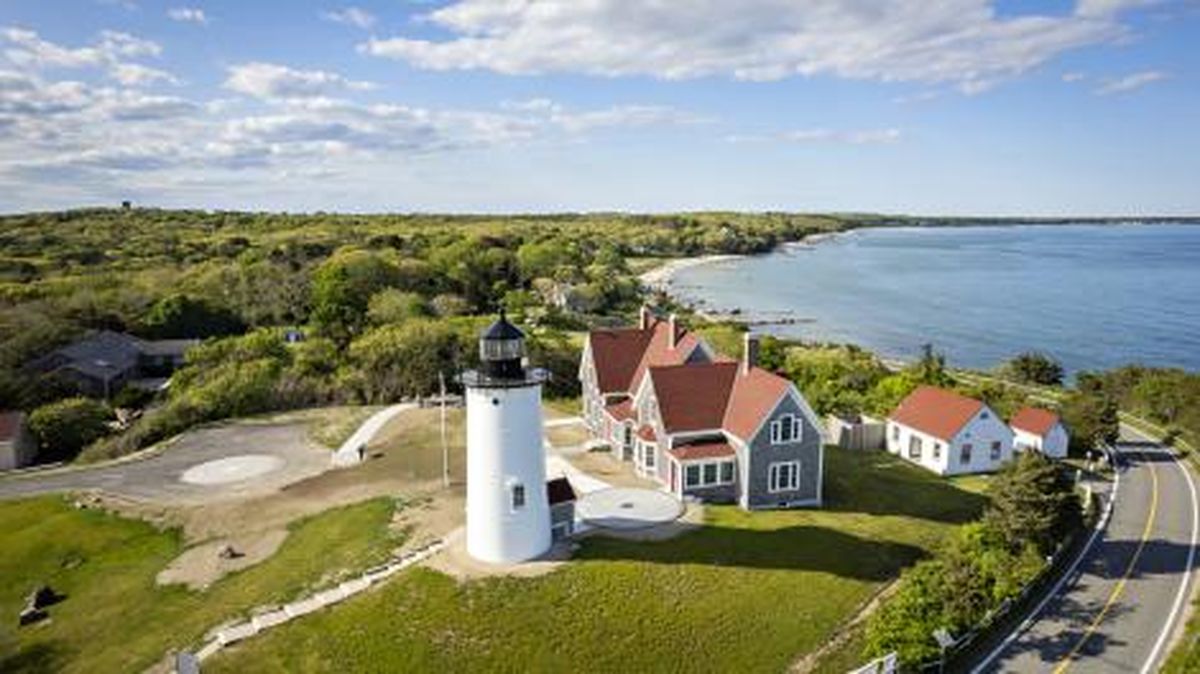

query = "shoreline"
638;253;746;294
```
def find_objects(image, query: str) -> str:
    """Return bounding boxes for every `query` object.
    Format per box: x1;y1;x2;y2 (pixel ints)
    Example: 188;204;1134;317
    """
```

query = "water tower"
462;312;551;564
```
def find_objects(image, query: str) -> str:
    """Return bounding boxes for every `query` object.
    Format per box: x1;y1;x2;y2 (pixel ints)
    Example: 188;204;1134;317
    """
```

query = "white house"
0;411;35;471
1010;407;1070;459
886;386;1015;476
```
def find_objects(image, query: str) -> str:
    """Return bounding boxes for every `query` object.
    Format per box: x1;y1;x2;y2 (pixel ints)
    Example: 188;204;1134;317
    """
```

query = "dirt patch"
562;449;660;489
156;529;289;590
546;423;589;449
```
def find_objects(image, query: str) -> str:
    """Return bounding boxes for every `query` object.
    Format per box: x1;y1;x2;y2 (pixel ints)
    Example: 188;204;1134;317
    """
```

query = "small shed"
826;414;886;451
0;411;36;471
547;477;577;541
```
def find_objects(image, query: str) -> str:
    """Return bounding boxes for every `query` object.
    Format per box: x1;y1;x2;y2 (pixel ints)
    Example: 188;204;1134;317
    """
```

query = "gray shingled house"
30;331;198;398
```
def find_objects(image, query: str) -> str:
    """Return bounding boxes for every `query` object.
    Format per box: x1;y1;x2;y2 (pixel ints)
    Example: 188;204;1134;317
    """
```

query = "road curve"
974;427;1199;673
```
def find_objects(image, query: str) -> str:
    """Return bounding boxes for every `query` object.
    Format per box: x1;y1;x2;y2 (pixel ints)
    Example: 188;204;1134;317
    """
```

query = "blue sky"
0;0;1196;215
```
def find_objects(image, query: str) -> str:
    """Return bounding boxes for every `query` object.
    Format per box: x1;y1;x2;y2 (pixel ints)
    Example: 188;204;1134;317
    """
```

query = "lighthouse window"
511;483;526;509
492;397;500;406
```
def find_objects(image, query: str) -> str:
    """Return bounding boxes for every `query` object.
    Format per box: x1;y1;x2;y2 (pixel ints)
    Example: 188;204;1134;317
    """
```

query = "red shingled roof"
647;362;739;433
604;399;633;422
587;316;700;395
722;367;793;441
1010;407;1061;437
669;440;736;461
889;386;984;442
637;425;657;442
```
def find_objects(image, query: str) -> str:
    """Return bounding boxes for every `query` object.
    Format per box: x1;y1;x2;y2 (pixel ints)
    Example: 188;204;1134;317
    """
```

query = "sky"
0;0;1197;215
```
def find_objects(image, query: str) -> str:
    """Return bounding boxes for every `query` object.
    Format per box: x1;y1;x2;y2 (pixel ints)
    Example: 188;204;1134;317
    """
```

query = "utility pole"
440;370;449;489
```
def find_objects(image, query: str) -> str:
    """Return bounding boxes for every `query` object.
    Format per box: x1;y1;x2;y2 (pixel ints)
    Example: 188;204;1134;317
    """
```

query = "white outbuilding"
1010;407;1070;459
886;386;1015;476
462;313;552;565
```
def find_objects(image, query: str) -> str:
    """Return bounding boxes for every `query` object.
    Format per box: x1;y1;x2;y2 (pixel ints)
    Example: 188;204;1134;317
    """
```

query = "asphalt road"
975;427;1199;673
0;423;330;505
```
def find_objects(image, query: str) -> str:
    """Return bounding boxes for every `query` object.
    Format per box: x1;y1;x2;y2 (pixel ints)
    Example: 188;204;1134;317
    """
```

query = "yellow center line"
1052;451;1159;673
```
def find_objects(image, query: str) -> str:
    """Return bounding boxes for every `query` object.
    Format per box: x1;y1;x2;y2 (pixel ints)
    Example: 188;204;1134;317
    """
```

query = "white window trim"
768;460;801;493
769;414;803;445
683;458;735;489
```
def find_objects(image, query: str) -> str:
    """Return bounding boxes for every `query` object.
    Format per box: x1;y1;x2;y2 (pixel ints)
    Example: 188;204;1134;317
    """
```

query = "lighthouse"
462;312;552;564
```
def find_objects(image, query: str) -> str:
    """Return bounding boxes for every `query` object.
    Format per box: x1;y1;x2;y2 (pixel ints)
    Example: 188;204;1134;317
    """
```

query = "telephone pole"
440;370;449;488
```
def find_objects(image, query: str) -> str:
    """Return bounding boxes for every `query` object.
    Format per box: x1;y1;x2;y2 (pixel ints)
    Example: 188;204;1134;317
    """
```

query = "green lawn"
207;449;987;673
0;497;400;674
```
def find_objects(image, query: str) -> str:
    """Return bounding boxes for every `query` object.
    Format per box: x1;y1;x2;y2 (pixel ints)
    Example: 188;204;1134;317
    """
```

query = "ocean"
670;223;1200;375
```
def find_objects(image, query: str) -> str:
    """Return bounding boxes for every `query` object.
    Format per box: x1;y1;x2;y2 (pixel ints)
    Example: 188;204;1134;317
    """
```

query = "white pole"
440;371;449;489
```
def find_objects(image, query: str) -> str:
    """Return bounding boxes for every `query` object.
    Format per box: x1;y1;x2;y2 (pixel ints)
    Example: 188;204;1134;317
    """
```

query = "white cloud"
360;0;1154;92
322;7;376;29
167;8;210;25
111;62;178;86
224;62;376;100
1;27;173;88
1062;71;1087;82
728;128;902;145
1094;70;1167;94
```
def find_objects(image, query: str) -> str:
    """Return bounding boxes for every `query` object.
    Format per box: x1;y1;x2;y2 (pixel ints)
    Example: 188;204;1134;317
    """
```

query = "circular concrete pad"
577;487;684;530
180;454;285;486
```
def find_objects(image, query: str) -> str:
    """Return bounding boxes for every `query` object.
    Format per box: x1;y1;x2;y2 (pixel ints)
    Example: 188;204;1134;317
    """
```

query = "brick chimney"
639;305;651;330
742;333;759;376
668;313;678;350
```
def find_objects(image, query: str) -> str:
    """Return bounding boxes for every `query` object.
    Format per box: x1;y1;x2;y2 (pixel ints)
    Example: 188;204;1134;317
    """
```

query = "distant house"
581;308;825;509
0;411;36;471
29;331;197;398
1010;407;1070;459
886;386;1015;476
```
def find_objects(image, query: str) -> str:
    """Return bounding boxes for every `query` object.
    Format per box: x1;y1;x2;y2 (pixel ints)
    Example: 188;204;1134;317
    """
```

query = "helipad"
180;455;285;486
577;487;683;530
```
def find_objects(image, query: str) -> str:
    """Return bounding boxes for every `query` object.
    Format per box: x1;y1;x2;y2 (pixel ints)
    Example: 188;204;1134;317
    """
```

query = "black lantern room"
462;311;550;388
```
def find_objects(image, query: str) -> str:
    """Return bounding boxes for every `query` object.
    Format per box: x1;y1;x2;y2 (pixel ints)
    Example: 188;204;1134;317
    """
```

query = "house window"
769;461;801;493
685;464;701;488
623;425;632;448
892;425;900;441
990;441;1002;460
644;444;656;469
908;436;923;460
720;461;734;483
981;410;990;419
511;483;526;510
683;460;736;489
933;443;942;460
770;414;803;444
961;443;973;464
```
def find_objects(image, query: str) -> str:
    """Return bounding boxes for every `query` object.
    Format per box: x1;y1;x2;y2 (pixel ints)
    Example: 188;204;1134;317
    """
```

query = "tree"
28;397;111;462
366;289;428;325
1004;351;1065;386
983;451;1082;556
310;249;399;343
1061;391;1119;453
141;293;245;339
909;343;953;387
347;320;461;401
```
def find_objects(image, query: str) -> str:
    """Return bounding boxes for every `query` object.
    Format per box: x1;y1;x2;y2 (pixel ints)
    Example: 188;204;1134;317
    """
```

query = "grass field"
207;449;987;673
0;497;401;674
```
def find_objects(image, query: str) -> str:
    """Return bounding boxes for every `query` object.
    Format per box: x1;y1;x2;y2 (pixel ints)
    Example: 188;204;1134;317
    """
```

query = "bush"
1003;351;1065;386
28;397;111;462
141;293;245;339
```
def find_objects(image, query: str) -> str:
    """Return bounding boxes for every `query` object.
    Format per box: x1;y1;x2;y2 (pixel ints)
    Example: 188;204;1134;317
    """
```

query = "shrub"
28;397;111;462
1003;351;1065;386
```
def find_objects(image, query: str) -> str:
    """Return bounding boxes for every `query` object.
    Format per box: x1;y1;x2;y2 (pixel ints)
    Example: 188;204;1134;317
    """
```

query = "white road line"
1140;447;1199;674
970;445;1122;673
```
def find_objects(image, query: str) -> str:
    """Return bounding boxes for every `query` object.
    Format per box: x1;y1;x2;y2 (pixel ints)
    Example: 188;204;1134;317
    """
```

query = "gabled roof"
546;477;576;505
1010;407;1061;437
722;367;793;441
586;316;699;395
646;362;739;433
56;330;144;378
889;386;985;442
604;399;633;422
669;440;736;461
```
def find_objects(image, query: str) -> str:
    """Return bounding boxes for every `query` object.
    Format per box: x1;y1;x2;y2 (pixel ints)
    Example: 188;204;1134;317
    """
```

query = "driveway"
0;422;331;505
973;426;1199;673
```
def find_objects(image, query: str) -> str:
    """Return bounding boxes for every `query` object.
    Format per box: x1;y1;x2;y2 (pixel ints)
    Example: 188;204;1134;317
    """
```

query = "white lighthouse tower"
462;312;551;564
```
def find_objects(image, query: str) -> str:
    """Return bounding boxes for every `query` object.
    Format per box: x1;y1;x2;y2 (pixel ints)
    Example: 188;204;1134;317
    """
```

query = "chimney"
668;313;678;350
742;333;759;375
639;305;651;330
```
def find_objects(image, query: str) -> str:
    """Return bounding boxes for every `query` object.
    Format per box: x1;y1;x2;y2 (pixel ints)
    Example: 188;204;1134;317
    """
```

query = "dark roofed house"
581;310;825;510
29;331;198;398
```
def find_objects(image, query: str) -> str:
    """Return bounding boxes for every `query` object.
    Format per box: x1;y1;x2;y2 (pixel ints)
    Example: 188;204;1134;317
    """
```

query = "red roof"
722;367;792;441
0;411;24;442
1010;407;1061;437
637;425;657;442
889;386;984;442
586;315;701;396
669;440;736;461
604;399;633;422
647;362;739;433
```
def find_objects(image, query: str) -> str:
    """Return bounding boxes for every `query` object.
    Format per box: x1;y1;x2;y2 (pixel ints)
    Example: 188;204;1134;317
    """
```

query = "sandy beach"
638;254;744;293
